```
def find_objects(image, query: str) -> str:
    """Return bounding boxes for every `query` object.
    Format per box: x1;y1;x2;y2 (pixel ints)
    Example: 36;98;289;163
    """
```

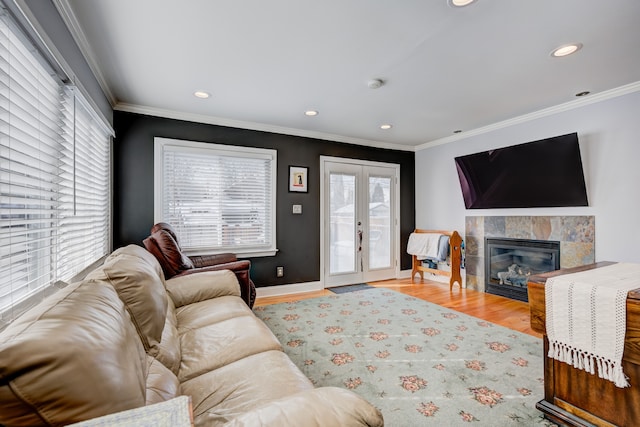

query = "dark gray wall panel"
113;111;415;287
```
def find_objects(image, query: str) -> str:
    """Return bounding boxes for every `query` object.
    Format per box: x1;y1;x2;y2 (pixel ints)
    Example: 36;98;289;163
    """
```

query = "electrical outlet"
276;266;284;277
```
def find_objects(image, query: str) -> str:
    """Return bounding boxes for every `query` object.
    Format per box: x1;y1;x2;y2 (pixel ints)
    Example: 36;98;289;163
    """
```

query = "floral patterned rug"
254;287;556;426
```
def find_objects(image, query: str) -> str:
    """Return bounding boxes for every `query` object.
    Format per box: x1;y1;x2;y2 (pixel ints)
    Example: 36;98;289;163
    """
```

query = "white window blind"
0;7;111;325
57;87;111;280
155;138;276;256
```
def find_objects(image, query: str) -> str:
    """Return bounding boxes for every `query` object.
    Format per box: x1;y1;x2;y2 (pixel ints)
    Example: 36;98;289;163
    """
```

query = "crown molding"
416;81;640;151
117;81;640;153
53;0;117;106
115;103;417;152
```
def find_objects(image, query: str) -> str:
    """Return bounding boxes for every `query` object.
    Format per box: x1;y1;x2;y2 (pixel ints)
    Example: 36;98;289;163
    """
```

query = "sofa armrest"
165;270;240;307
176;260;256;308
189;253;237;268
178;260;247;275
223;387;384;427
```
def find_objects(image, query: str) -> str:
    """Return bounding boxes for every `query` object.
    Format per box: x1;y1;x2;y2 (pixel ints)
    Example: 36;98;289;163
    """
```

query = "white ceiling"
59;0;640;151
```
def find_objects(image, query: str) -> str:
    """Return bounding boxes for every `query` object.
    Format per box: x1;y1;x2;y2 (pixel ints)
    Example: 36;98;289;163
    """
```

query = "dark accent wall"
113;111;415;287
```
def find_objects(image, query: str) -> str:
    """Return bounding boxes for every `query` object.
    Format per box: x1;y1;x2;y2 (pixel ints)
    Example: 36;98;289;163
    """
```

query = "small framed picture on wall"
289;166;308;193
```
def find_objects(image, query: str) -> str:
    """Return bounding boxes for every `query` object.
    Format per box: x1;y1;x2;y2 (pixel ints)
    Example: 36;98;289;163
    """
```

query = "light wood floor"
255;277;541;338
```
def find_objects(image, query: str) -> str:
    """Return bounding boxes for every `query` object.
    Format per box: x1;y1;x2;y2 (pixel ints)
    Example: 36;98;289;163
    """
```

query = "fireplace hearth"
485;238;560;302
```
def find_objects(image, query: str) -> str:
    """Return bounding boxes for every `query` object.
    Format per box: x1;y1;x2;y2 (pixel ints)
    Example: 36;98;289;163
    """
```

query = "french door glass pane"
329;173;356;274
369;176;391;269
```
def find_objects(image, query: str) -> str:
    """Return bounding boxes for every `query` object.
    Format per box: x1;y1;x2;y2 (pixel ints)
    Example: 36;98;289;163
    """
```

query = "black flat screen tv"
454;132;588;209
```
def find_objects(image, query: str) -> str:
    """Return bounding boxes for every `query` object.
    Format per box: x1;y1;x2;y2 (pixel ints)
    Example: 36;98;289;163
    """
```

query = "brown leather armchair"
143;222;256;307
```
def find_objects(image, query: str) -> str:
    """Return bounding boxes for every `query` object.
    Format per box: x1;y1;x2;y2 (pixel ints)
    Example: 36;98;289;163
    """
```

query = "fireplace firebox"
485;238;560;302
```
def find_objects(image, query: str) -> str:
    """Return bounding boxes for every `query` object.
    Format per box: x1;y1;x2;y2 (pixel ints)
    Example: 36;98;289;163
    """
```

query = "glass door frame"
320;156;400;287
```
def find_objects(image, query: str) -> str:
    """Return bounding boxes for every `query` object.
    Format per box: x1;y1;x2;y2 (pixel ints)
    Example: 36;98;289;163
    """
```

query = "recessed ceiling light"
367;79;384;89
194;91;210;99
380;124;393;130
448;0;477;7
304;110;318;116
551;43;583;58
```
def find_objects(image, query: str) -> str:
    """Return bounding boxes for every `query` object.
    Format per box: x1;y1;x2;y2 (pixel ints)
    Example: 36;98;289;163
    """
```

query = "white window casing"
154;137;277;257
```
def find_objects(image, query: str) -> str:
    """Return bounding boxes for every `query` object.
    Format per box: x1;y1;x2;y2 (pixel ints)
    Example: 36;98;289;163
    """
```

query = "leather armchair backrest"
150;222;180;244
143;229;194;278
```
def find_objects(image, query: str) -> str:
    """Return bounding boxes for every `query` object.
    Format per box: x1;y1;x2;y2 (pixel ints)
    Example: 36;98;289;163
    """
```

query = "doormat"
327;283;373;294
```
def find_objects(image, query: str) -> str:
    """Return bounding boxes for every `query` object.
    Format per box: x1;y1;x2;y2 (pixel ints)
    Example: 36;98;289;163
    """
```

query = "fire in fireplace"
485;238;560;302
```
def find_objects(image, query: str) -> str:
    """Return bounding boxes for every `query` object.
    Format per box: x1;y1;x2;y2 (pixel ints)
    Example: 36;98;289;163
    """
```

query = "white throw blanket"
545;263;640;388
407;233;442;260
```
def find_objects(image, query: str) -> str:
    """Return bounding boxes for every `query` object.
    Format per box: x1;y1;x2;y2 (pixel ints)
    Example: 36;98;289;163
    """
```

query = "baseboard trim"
256;281;323;298
398;269;412;279
255;270;442;298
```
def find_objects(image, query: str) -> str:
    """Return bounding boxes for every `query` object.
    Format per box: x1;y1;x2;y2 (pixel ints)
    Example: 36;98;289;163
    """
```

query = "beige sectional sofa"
0;245;383;427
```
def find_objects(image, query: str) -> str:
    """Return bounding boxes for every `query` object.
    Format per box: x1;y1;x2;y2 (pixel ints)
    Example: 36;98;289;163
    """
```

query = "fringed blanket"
545;263;640;388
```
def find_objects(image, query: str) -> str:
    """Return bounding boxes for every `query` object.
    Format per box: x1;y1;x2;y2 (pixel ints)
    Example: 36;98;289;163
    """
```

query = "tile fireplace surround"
464;216;595;293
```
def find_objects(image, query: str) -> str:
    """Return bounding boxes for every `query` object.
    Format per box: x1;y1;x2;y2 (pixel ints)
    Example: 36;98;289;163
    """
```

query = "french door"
321;157;399;287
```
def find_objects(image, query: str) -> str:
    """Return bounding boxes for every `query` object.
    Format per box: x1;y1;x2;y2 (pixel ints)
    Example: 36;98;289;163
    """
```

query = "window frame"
0;6;113;325
153;137;277;257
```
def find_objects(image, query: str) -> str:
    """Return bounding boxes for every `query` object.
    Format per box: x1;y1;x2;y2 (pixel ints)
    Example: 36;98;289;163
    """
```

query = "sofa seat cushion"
180;350;313;427
0;281;148;426
224;387;385;427
178;314;282;382
175;295;252;332
86;245;168;355
178;315;282;382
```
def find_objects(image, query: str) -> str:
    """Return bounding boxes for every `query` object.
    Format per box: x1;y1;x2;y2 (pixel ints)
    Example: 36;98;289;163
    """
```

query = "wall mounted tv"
454;132;588;209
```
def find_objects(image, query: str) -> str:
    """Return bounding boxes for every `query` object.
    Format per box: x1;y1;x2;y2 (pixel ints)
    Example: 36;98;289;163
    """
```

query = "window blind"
157;139;276;255
57;87;111;280
0;7;111;324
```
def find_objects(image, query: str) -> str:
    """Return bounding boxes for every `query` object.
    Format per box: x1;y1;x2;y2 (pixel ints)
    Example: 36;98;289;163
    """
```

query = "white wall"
415;90;640;263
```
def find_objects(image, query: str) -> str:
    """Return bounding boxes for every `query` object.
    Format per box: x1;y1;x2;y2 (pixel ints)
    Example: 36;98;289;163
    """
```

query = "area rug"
327;283;373;294
254;288;555;426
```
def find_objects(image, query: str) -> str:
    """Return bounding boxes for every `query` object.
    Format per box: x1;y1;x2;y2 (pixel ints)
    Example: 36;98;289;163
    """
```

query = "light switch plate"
292;204;302;214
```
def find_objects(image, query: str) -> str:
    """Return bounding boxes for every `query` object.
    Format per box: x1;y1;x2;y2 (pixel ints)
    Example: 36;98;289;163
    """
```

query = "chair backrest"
143;227;194;278
150;222;180;245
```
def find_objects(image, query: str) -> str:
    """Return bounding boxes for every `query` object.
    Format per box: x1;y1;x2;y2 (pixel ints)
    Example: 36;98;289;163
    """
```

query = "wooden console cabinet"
528;262;640;427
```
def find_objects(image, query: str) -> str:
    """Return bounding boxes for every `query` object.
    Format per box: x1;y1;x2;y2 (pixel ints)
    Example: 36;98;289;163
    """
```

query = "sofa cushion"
0;281;148;426
178;315;283;382
225;387;385;427
180;350;313;427
145;355;180;406
155;295;182;375
175;295;251;332
165;270;240;307
106;243;166;281
86;245;168;355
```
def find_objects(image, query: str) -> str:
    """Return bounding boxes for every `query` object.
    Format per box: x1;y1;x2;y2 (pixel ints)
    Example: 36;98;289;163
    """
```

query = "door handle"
357;222;363;272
